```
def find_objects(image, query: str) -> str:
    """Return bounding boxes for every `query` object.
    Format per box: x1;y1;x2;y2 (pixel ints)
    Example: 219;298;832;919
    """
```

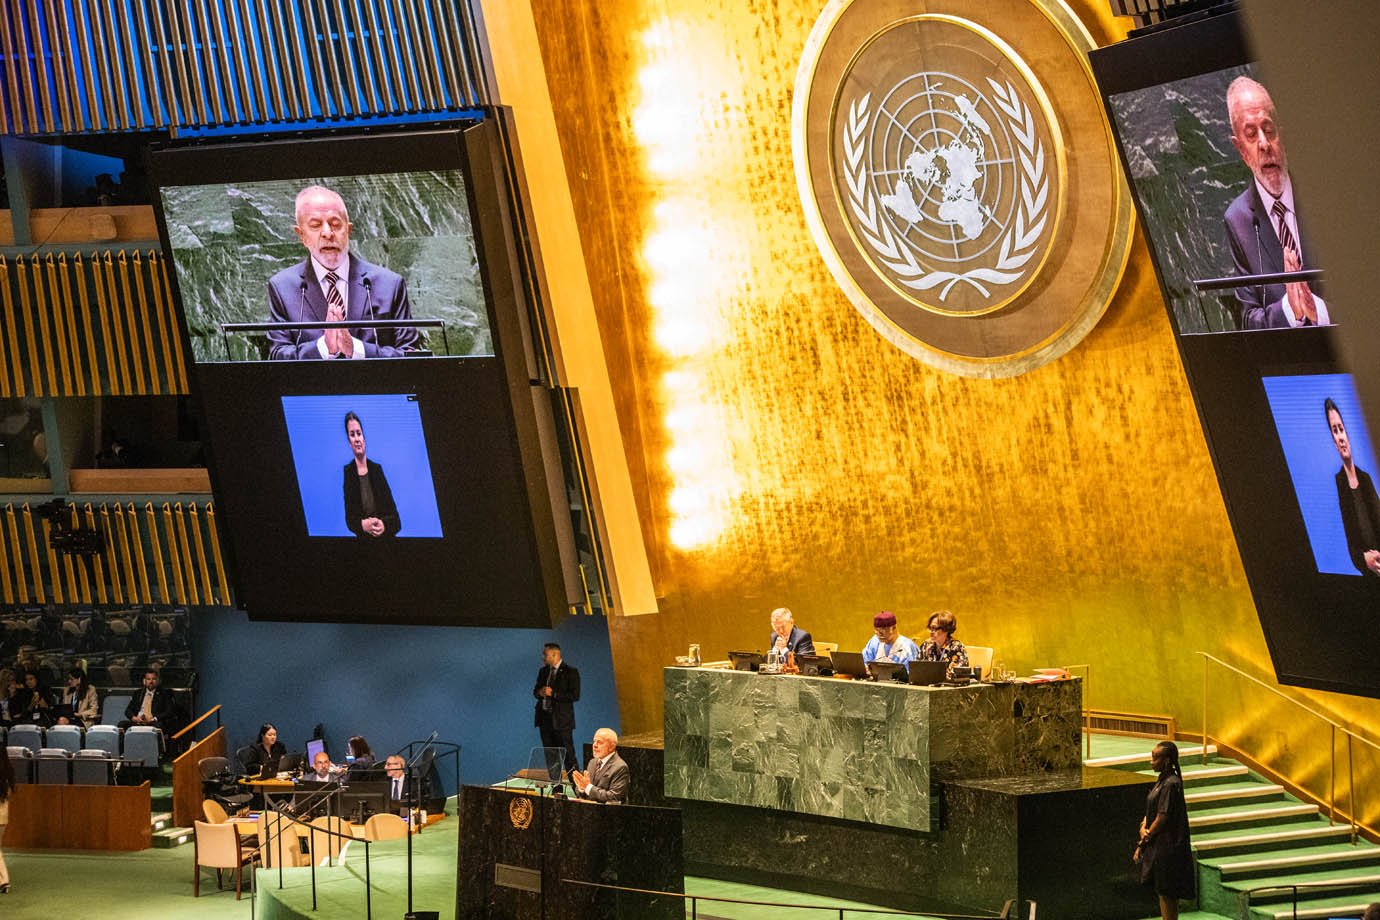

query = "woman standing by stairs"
1137;740;1196;920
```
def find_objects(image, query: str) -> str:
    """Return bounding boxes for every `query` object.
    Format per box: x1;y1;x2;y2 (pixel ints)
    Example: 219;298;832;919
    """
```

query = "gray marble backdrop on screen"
161;171;491;362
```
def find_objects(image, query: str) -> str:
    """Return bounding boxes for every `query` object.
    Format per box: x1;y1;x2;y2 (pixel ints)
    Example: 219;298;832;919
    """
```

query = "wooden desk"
7;782;153;850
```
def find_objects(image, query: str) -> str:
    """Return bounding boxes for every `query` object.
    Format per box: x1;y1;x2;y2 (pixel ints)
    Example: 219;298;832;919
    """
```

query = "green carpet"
0;737;1270;920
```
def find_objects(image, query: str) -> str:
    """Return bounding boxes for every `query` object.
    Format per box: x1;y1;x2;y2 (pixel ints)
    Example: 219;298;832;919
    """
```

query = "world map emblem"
844;68;1055;315
794;0;1134;376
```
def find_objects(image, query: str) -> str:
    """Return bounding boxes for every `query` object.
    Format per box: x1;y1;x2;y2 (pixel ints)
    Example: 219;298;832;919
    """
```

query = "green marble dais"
663;668;1082;832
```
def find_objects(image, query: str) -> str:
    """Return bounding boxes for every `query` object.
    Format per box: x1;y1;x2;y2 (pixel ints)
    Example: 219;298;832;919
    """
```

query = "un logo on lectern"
794;0;1135;377
509;795;533;830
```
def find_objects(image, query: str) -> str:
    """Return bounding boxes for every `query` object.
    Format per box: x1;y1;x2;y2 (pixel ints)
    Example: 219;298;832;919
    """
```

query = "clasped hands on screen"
325;302;354;356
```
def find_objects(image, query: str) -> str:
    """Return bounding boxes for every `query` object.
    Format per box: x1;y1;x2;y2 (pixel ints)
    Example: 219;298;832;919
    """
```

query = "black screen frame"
147;122;573;628
1091;9;1380;699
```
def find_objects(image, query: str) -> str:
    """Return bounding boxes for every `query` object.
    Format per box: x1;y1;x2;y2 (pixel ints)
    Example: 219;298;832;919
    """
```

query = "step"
1175;764;1252;785
152;825;194;849
1085;743;1217;769
1249;893;1380;920
1233;871;1380;903
1213;844;1380;879
1186;783;1286;806
150;811;172;833
1190;803;1318;830
1195;824;1354;854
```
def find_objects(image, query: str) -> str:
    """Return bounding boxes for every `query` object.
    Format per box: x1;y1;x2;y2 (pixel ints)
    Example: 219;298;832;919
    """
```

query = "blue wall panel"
193;609;621;790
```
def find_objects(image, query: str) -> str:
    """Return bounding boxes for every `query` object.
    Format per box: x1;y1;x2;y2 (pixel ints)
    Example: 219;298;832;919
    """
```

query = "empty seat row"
6;746;119;785
4;724;162;766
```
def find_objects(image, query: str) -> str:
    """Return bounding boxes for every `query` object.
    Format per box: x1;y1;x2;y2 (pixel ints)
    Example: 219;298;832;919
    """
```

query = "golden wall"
521;0;1380;828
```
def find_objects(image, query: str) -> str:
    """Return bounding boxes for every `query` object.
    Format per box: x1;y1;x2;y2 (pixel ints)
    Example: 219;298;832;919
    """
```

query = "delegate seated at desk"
768;607;815;661
384;755;415;812
571;728;628;804
240;723;287;776
861;611;919;666
916;610;969;672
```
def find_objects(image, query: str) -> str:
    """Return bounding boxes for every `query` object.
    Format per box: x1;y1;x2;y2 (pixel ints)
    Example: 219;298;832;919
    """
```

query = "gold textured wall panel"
526;0;1380;830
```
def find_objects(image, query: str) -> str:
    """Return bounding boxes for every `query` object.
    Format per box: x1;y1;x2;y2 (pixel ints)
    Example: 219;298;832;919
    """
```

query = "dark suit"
533;662;581;773
1224;185;1321;330
1336;467;1380;576
343;459;401;537
386;774;415;812
122;686;175;728
580;751;629;804
266;256;418;359
767;626;815;658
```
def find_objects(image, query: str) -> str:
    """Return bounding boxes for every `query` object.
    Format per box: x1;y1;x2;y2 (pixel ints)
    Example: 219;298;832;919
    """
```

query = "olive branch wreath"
843;79;1048;301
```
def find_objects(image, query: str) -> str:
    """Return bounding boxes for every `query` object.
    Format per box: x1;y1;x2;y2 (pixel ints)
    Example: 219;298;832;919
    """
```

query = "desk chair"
8;724;41;754
306;815;351;866
83;725;120;757
72;750;115;785
36;748;73;784
363;812;408;841
45;724;82;754
256;811;309;869
193;820;259;899
6;746;33;783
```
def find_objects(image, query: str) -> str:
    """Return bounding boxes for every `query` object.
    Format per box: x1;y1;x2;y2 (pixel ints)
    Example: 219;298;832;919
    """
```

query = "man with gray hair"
570;728;628;804
768;607;815;660
266;184;420;359
1222;76;1329;329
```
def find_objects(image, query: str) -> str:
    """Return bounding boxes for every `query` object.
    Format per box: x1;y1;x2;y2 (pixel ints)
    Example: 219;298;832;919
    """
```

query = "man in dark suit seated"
571;728;629;804
265;185;420;359
120;669;174;730
383;754;414;813
768;607;815;661
533;642;581;777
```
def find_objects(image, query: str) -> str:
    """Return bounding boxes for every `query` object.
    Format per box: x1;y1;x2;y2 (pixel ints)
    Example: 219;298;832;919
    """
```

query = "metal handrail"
1198;651;1380;844
1242;877;1380;920
559;879;1025;919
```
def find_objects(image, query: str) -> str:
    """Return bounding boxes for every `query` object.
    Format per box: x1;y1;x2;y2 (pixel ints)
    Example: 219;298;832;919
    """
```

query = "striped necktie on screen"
1271;198;1296;254
324;270;344;310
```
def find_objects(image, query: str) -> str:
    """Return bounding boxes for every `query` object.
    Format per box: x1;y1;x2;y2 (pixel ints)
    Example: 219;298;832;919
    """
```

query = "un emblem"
508;795;533;830
795;1;1134;376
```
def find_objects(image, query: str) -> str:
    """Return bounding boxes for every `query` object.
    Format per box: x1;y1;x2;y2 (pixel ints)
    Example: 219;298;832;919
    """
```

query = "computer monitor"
728;651;764;672
306;738;327;766
340;780;393;821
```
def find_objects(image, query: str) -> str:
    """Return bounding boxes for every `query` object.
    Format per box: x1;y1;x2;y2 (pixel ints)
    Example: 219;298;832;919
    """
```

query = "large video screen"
1092;9;1379;699
150;127;573;627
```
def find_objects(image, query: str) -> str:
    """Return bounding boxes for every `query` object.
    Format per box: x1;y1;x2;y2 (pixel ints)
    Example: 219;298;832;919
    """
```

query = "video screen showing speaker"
155;146;490;363
1096;15;1330;336
150;127;575;628
1092;10;1380;699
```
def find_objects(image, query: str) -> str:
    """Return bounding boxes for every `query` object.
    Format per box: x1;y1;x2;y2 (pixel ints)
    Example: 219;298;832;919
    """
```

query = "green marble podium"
663;667;1081;832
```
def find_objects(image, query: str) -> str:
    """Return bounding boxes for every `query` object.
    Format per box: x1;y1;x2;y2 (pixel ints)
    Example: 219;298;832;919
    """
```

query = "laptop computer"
908;660;949;686
829;650;870;679
728;650;765;672
869;661;909;683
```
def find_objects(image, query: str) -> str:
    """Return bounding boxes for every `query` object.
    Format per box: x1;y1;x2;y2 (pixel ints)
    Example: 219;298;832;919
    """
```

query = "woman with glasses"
916;610;970;673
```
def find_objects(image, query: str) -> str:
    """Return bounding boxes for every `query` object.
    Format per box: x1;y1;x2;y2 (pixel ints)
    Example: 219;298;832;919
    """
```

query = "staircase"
1089;741;1380;920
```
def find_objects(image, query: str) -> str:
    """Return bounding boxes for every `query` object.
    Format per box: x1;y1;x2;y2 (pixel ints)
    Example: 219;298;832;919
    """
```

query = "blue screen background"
1262;373;1378;576
282;393;444;538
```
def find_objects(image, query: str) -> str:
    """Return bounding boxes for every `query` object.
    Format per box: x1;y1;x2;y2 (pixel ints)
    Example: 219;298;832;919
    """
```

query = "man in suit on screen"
265;185;420;359
1222;76;1330;330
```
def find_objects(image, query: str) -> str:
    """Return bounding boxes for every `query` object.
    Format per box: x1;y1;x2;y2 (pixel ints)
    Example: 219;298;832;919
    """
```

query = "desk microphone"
298;280;309;352
362;275;378;355
1252;215;1266;325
